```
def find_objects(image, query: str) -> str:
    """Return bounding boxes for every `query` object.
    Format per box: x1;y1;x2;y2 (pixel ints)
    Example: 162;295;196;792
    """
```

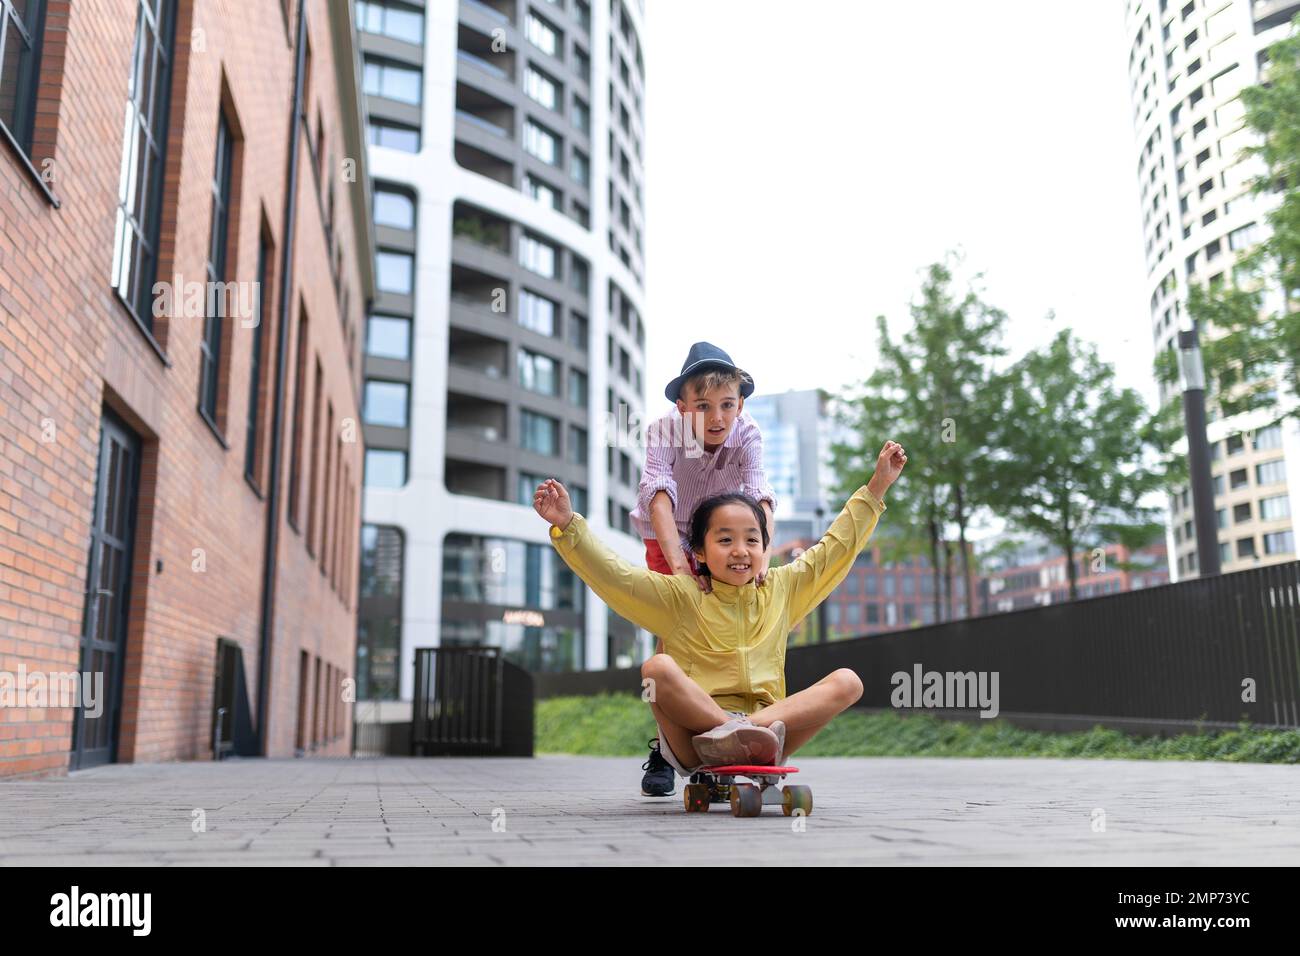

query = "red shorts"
644;538;700;576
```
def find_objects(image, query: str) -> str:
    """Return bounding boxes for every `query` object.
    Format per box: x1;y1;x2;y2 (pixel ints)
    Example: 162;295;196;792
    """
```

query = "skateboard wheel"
730;783;762;817
683;783;710;813
782;785;813;817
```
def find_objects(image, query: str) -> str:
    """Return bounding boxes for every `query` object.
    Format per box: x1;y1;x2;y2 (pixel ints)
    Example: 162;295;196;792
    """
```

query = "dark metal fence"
534;561;1300;734
412;646;533;756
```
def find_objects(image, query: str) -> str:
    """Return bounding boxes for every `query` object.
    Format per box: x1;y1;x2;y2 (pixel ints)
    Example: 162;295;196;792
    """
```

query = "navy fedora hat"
664;342;755;403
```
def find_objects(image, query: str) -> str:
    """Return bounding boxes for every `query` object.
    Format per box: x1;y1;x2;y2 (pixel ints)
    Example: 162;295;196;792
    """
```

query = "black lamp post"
1179;326;1222;577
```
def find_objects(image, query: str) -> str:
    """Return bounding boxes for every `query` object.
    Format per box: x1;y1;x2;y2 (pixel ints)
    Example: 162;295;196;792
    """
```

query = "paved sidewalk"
1;755;1297;865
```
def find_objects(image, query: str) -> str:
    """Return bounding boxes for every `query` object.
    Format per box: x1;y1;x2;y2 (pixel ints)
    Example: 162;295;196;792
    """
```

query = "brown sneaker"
768;720;787;765
692;718;780;765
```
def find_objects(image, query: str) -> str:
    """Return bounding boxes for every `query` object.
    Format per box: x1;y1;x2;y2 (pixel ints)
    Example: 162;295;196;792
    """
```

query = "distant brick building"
776;531;1169;642
774;535;977;643
978;537;1170;614
0;0;374;777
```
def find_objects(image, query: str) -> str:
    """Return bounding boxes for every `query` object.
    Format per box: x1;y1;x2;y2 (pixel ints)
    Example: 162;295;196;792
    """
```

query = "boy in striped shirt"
630;342;777;796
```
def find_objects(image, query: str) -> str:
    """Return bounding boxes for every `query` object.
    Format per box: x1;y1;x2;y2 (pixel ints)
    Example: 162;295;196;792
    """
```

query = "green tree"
832;257;1008;621
987;329;1167;600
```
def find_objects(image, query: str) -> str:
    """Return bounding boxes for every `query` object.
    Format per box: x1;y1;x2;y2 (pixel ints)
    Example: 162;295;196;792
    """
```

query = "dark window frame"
0;0;48;162
198;111;236;435
110;0;178;345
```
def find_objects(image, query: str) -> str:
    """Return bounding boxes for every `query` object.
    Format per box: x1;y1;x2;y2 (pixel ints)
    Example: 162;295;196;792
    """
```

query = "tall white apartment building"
1124;0;1300;579
352;0;652;704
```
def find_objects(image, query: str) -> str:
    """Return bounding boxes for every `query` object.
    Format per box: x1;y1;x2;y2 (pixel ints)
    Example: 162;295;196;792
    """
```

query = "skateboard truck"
683;764;813;818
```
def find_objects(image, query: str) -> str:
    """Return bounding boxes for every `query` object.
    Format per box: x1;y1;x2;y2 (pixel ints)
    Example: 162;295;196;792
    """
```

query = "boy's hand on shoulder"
755;550;771;586
674;565;711;593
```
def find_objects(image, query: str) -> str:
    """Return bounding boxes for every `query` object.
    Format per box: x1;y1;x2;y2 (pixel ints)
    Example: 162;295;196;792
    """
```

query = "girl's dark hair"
688;493;770;576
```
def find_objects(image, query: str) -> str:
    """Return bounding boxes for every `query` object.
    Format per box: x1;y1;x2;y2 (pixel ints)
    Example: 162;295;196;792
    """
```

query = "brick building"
978;536;1170;614
0;0;374;777
775;531;1169;642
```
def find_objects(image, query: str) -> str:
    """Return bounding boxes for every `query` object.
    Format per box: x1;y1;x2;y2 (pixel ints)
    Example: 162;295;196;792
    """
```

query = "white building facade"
1124;0;1300;579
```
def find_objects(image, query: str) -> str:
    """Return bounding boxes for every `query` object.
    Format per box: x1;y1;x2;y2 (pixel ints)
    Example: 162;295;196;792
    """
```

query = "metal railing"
412;646;534;756
787;559;1300;731
534;561;1300;734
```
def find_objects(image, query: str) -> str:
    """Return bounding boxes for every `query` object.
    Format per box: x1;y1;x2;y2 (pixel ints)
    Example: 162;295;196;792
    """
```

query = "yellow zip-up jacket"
548;484;887;714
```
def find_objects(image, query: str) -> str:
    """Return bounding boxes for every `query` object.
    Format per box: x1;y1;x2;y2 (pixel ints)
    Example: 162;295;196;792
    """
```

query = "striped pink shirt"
630;410;777;545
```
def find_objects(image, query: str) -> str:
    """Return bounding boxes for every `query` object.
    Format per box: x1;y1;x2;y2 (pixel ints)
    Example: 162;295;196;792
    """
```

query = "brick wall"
0;0;371;778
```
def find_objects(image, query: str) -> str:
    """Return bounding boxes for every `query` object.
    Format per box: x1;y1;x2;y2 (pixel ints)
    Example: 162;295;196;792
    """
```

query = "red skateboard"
683;764;813;818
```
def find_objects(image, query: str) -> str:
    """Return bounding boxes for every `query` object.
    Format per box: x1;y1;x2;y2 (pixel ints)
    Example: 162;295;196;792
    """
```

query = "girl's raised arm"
771;440;905;626
536;479;688;638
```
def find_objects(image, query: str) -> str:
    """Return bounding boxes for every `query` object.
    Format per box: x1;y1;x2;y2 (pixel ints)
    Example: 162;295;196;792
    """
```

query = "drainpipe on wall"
256;0;308;756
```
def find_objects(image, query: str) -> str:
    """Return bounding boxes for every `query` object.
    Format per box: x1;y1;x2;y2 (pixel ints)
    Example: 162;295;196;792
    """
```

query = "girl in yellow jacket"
534;439;907;775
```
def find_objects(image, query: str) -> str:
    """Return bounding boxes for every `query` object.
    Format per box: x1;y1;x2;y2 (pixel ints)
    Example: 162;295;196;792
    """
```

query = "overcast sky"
640;0;1154;418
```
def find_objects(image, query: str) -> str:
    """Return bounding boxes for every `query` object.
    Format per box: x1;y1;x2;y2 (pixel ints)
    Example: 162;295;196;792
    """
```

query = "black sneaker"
641;737;676;796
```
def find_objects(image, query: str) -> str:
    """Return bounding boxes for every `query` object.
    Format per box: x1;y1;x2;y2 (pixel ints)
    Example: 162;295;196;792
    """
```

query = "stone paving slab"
0;755;1297;865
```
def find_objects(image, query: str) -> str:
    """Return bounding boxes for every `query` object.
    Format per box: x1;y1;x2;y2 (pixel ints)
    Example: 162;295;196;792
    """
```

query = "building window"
525;12;560;56
519;289;557;335
525;173;561;210
570;256;589;296
524;65;559;110
568;424;587;465
1260;494;1290;521
198;113;236;429
355;1;424;44
1253;423;1282;450
0;0;47;154
568;368;588;406
363;380;409;428
1264;531;1294;555
521;409;560;455
573;96;589;133
519;233;558;277
111;0;177;332
1237;536;1257;558
1229;222;1261;251
373;186;415;229
365;449;406;488
367;119;421;153
1230;468;1249;490
441;534;581;610
517;470;547;506
524;119;559;165
358;525;403;701
245;235;271;480
366;314;411;360
363;57;422;104
519;348;559;396
1233;501;1252;523
568;313;588;351
1256;460;1286;486
376;250;414;294
572;148;589;186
